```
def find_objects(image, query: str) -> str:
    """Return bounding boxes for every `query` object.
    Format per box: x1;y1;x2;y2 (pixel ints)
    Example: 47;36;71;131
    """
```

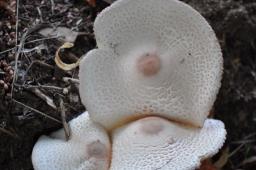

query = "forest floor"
0;0;256;169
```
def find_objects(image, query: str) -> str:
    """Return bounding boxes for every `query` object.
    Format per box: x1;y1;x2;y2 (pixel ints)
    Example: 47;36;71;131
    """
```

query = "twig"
60;98;70;141
12;99;61;124
0;47;16;56
37;7;43;22
25;60;54;73
62;77;79;84
11;29;30;98
0;36;59;57
231;133;256;144
22;60;54;86
30;88;57;110
21;44;47;53
15;84;63;91
231;139;256;144
244;132;256;139
0;127;18;138
15;0;19;46
1;23;53;63
228;143;246;158
50;0;55;15
24;36;59;44
214;147;229;169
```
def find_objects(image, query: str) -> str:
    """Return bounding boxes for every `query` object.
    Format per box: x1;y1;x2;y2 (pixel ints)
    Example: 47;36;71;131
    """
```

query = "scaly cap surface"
32;112;111;170
79;0;223;129
110;117;226;170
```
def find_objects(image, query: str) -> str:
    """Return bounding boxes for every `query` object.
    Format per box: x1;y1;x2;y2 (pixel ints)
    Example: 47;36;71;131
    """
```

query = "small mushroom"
110;117;226;170
32;112;111;170
79;0;223;130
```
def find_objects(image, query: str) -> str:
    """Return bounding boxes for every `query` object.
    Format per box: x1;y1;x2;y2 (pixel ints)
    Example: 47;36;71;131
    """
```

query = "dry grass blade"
30;88;57;110
0;127;18;138
12;99;61;124
103;0;115;4
228;143;246;158
241;156;256;166
59;98;70;141
11;30;29;98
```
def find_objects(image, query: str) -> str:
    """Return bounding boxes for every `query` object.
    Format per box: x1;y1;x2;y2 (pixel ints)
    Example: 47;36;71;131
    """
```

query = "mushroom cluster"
32;0;226;170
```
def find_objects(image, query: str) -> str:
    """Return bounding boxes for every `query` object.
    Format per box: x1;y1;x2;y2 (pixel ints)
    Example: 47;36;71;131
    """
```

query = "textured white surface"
32;112;111;170
110;117;226;170
79;0;223;129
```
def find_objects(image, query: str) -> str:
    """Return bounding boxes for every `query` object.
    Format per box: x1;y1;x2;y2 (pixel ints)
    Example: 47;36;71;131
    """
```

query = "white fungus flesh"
32;112;111;170
79;0;223;130
110;117;226;170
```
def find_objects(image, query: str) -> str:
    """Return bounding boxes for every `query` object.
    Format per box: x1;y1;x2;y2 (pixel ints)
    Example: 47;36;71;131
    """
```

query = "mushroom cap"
32;112;111;170
110;117;226;170
79;0;223;130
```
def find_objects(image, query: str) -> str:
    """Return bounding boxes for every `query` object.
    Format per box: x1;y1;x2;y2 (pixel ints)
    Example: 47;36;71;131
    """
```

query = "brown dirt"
0;0;255;170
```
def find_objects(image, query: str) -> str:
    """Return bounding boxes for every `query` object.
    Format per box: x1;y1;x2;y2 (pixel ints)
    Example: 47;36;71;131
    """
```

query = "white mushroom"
32;112;111;170
110;117;226;170
32;0;227;169
79;0;223;130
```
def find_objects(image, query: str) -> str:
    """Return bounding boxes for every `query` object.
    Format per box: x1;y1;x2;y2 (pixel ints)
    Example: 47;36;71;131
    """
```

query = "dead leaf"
214;147;229;169
86;0;96;7
55;42;81;71
199;160;217;170
0;0;15;15
39;27;79;43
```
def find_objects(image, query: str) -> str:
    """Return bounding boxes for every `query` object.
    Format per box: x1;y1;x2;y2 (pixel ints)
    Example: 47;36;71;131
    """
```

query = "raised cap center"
87;140;108;159
137;53;161;76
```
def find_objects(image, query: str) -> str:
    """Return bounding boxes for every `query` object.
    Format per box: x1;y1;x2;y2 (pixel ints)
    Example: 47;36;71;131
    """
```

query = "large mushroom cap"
79;0;223;130
32;112;111;170
110;117;226;170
